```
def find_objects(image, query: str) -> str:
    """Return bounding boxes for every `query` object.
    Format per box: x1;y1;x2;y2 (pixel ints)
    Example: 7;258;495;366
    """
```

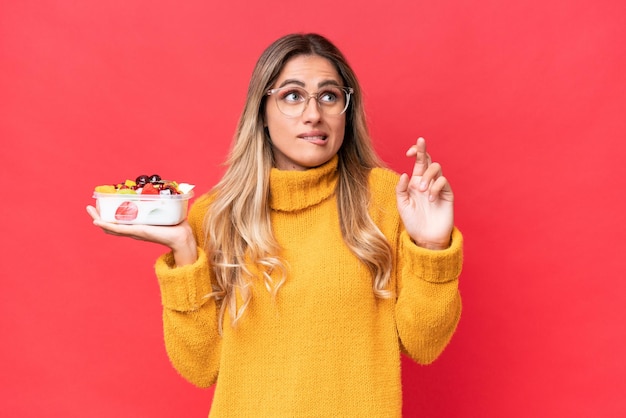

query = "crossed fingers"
406;137;450;201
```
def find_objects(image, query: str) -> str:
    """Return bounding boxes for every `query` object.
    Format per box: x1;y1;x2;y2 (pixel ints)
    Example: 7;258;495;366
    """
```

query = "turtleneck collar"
269;155;339;212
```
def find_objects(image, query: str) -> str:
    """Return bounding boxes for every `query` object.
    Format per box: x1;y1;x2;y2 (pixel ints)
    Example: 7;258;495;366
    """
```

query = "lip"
298;131;328;145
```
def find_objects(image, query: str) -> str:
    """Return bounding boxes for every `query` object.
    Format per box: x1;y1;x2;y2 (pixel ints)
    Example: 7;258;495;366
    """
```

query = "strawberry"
115;201;138;221
141;183;160;194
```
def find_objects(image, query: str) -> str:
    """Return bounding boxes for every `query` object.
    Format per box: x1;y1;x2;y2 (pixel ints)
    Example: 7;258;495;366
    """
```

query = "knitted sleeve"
154;193;221;388
368;167;463;364
395;228;463;364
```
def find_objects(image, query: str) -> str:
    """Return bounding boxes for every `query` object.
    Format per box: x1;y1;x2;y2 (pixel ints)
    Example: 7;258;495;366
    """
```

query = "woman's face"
265;54;347;171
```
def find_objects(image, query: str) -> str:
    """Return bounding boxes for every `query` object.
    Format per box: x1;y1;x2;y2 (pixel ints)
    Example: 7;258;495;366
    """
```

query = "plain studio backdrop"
1;0;625;416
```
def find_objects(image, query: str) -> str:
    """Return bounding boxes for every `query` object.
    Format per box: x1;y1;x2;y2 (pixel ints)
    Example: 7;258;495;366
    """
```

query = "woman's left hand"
395;137;454;250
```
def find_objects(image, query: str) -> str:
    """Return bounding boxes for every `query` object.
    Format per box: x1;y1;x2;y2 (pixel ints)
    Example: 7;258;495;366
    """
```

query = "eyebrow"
277;79;342;89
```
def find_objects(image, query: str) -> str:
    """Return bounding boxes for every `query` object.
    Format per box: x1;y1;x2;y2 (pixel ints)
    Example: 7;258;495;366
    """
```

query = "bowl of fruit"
93;174;195;225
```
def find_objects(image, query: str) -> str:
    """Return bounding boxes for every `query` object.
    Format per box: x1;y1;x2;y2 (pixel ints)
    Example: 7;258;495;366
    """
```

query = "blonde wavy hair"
205;33;393;331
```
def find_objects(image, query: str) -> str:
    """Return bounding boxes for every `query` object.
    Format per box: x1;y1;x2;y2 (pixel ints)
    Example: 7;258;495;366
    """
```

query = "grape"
149;174;161;183
135;175;150;187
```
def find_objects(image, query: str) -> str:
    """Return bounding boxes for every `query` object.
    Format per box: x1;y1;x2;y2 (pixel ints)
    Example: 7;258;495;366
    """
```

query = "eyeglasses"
266;85;354;117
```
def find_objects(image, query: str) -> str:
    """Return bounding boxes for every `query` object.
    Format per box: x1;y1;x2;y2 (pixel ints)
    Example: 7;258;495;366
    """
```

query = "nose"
302;95;322;122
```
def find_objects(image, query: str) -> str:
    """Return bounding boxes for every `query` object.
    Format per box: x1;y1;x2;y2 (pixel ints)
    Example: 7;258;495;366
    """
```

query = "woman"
88;33;463;417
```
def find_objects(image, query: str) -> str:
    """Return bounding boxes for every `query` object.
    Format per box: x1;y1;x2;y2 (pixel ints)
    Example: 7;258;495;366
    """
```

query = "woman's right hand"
86;205;198;266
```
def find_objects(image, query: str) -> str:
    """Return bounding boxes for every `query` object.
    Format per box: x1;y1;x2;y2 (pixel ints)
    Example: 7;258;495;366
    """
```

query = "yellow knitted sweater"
155;156;463;417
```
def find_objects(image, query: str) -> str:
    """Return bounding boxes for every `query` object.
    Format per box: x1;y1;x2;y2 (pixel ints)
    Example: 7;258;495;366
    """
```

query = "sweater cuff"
155;247;213;312
401;227;463;283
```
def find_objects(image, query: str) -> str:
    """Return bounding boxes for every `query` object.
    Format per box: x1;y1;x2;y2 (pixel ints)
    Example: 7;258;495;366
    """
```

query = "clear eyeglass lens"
271;86;350;117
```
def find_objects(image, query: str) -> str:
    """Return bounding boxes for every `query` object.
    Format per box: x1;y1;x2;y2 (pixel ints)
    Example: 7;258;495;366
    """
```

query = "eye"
279;88;305;103
318;88;341;104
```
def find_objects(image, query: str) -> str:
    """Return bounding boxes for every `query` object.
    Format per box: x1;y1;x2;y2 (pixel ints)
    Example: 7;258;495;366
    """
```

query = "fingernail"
420;181;427;190
429;194;435;202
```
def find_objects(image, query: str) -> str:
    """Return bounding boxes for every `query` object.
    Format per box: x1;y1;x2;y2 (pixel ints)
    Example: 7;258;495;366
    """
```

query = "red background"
2;0;625;417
